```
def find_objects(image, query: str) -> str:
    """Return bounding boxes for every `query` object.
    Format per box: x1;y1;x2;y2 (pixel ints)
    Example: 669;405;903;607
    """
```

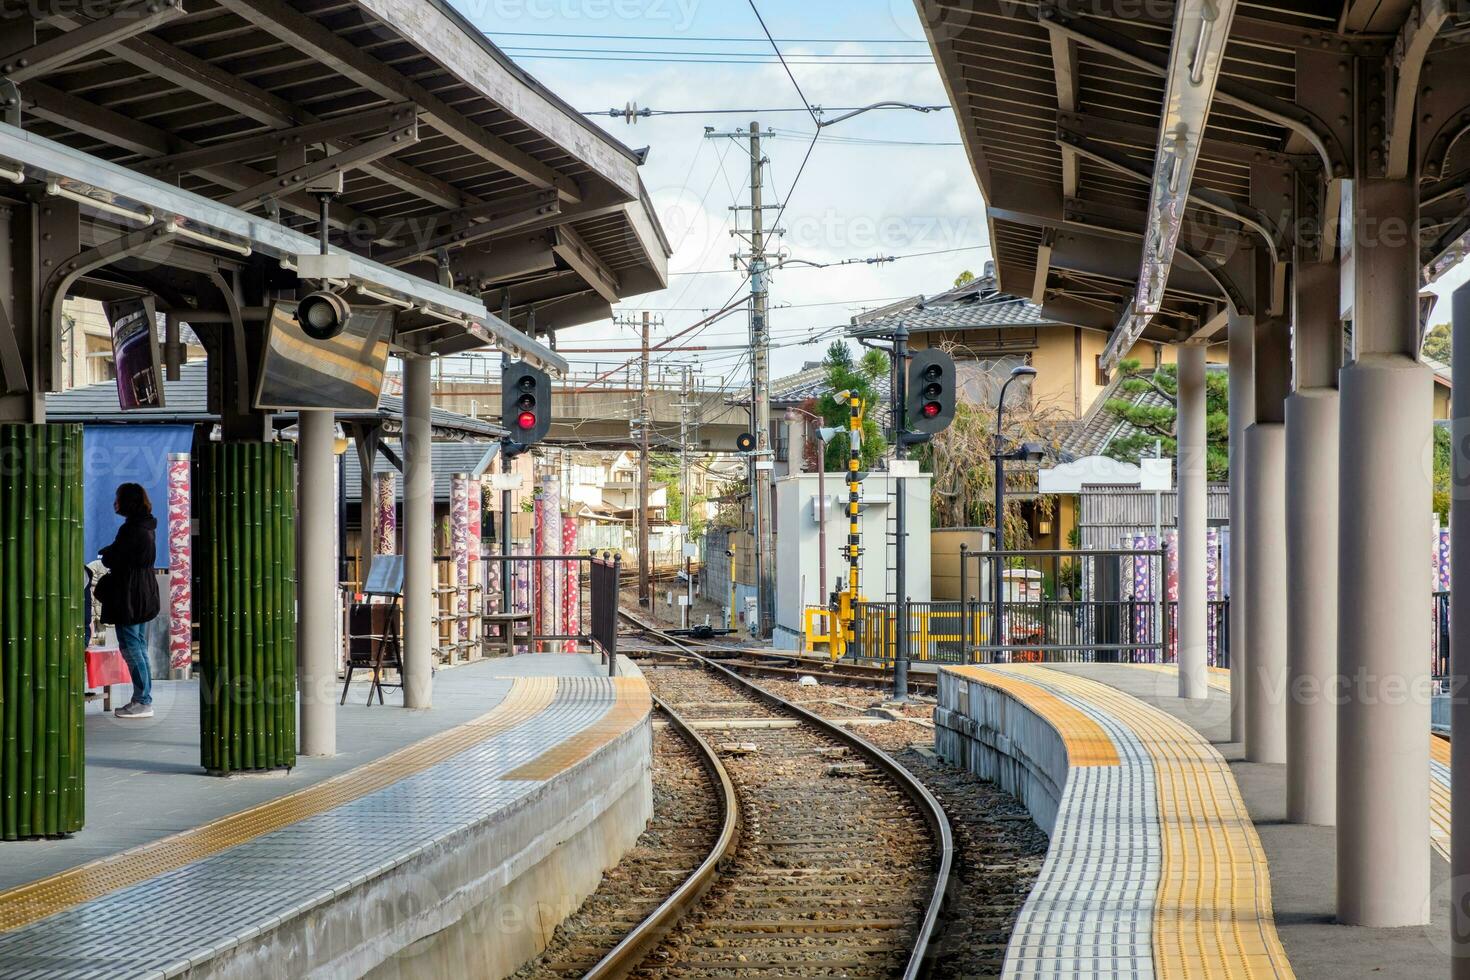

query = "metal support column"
1449;280;1470;972
892;323;909;701
1176;344;1207;699
1244;313;1289;763
297;409;336;756
1227;309;1253;742
1337;176;1431;927
402;355;434;709
1285;256;1339;825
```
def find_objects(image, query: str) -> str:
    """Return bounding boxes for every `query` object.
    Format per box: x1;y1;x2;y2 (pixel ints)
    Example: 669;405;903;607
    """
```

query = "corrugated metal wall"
1078;483;1230;550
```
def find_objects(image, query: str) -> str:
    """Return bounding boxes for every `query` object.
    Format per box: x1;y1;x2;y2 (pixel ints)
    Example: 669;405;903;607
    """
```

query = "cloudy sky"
449;0;1470;392
447;0;990;394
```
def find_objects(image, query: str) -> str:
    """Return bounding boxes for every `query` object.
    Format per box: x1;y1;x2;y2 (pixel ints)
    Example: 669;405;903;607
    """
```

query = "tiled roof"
342;442;498;504
849;273;1065;338
768;362;894;426
1062;366;1225;460
45;360;502;439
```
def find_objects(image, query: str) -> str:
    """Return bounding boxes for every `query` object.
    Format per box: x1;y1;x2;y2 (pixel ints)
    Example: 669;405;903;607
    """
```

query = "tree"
1435;422;1451;522
814;344;888;471
1100;359;1230;480
1423;322;1451;362
953;269;976;288
920;398;1064;546
651;453;708;539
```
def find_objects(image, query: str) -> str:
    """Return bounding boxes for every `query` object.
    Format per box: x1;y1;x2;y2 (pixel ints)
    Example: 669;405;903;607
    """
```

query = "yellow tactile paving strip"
503;676;652;780
0;677;559;933
947;665;1120;766
1002;665;1295;980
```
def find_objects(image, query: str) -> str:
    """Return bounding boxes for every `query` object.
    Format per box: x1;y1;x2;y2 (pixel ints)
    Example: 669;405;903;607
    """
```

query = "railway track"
607;609;953;978
622;636;940;697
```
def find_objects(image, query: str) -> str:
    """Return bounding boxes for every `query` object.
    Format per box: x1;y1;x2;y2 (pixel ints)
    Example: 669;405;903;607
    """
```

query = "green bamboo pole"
197;442;297;774
0;425;85;838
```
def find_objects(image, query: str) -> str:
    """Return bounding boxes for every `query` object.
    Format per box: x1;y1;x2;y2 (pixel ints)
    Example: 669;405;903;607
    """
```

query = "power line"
746;0;819;127
667;243;992;276
489;30;929;44
506;54;932;66
582;105;950;118
504;45;928;59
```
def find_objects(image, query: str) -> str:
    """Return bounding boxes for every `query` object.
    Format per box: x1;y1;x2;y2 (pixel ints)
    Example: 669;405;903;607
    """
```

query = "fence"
847;598;1230;666
487;552;620;675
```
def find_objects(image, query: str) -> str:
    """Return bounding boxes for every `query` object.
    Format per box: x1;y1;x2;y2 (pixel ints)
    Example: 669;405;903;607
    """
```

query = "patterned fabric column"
373;472;396;555
450;474;470;648
1206;527;1221;666
167;452;192;672
196;442;297;774
1164;530;1179;662
562;514;578;652
467;477;482;649
0;424;85;839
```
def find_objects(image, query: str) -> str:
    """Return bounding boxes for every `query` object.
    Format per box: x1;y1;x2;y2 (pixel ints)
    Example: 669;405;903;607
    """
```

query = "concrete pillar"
1285;257;1339;825
1450;282;1470;973
1227;310;1253;743
403;355;434;709
297;409;337;756
1243;315;1288;763
1175;344;1208;699
1337;176;1431;927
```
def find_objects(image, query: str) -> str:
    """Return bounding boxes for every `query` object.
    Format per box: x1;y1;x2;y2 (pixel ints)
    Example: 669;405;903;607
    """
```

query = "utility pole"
680;365;693;626
638;310;651;610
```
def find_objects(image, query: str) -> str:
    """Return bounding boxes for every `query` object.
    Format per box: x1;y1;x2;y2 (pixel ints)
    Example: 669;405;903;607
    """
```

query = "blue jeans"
116;622;152;706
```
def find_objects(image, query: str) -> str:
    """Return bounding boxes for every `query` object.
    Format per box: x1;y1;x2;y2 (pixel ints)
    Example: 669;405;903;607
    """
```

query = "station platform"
936;661;1450;979
0;654;653;980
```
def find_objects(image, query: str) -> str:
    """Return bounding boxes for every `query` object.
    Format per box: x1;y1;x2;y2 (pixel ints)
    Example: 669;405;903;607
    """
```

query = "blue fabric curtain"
83;424;193;562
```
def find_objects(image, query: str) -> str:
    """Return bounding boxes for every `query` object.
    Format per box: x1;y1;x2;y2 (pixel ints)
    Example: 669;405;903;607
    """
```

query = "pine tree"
1101;359;1231;480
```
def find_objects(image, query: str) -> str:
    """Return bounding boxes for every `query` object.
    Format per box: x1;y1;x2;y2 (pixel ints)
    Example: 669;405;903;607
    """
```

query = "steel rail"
618;609;955;980
581;692;741;980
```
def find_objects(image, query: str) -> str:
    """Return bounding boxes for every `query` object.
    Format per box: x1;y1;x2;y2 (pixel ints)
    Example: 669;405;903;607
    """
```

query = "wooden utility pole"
638;310;651;608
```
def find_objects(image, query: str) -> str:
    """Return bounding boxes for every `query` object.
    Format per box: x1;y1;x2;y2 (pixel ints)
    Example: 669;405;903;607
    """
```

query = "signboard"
105;295;164;410
254;300;392;411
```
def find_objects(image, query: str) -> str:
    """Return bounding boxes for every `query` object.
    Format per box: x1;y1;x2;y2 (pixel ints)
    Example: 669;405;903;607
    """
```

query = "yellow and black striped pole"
842;392;862;653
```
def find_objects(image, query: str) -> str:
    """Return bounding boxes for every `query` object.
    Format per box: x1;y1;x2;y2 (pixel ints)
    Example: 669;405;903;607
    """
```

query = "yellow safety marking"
0;678;559;933
946;666;1120;766
1134;662;1232;694
502;677;651;781
1004;665;1295;980
1432;733;1452;861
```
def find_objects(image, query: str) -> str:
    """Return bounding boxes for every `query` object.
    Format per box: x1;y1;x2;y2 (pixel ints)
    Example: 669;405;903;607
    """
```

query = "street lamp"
991;365;1039;659
785;405;840;612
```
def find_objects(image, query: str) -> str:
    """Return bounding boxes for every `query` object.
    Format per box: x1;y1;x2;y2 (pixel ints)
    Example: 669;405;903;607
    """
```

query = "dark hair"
115;482;152;519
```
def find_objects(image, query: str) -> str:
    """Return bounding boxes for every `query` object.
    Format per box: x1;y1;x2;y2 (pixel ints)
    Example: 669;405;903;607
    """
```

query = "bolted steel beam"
2;0;185;84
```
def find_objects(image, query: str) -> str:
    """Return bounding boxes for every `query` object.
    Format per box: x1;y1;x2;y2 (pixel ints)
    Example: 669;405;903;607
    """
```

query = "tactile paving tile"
0;675;651;979
1002;691;1160;979
1003;666;1295;980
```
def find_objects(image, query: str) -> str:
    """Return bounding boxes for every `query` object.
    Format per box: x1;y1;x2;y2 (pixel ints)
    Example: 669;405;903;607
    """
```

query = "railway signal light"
905;349;956;436
295;290;351;341
502;361;551;445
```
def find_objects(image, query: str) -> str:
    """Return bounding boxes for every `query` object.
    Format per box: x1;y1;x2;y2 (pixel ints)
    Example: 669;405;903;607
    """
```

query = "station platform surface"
938;661;1450;980
0;653;651;979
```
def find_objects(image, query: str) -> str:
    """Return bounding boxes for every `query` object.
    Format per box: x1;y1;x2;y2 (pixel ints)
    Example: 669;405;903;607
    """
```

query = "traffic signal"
906;349;956;435
295;290;351;340
502;361;551;445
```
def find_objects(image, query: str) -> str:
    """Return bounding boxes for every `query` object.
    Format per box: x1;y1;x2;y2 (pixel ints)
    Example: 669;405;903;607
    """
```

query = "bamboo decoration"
0;424;86;839
196;442;297;774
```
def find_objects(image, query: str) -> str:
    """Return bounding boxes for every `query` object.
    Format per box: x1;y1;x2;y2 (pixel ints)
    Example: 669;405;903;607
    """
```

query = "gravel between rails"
511;663;1046;980
509;719;723;980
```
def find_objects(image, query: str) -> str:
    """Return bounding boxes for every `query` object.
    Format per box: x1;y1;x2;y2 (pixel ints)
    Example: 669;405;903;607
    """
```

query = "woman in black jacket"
99;482;161;719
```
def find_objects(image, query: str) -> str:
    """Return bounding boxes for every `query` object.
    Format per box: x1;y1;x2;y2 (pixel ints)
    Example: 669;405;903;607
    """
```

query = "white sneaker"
114;702;154;719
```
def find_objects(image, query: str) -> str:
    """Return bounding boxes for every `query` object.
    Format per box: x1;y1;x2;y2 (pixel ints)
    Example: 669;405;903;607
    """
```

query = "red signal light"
517;411;536;430
922;402;941;418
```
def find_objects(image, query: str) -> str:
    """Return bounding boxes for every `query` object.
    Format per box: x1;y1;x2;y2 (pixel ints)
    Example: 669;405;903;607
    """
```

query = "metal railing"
848;597;1230;666
487;552;621;675
589;553;622;676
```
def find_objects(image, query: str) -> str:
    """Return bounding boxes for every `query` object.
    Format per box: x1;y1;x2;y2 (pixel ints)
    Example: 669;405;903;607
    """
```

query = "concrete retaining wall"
191;685;653;980
934;669;1070;834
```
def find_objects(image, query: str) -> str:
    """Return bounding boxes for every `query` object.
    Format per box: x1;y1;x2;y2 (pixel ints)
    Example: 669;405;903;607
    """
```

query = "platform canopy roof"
2;0;671;374
915;0;1470;371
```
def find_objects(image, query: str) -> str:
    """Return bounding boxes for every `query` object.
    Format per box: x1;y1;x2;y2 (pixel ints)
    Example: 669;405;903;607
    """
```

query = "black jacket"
98;515;161;627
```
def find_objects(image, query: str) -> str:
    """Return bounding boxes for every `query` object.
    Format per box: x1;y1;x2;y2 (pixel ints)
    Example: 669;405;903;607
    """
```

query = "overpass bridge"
431;361;753;451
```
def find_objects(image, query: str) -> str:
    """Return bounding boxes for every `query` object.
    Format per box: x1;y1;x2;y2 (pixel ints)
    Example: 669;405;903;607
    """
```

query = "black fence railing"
589;553;622;676
487;552;620;675
848;597;1231;666
1434;590;1449;680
